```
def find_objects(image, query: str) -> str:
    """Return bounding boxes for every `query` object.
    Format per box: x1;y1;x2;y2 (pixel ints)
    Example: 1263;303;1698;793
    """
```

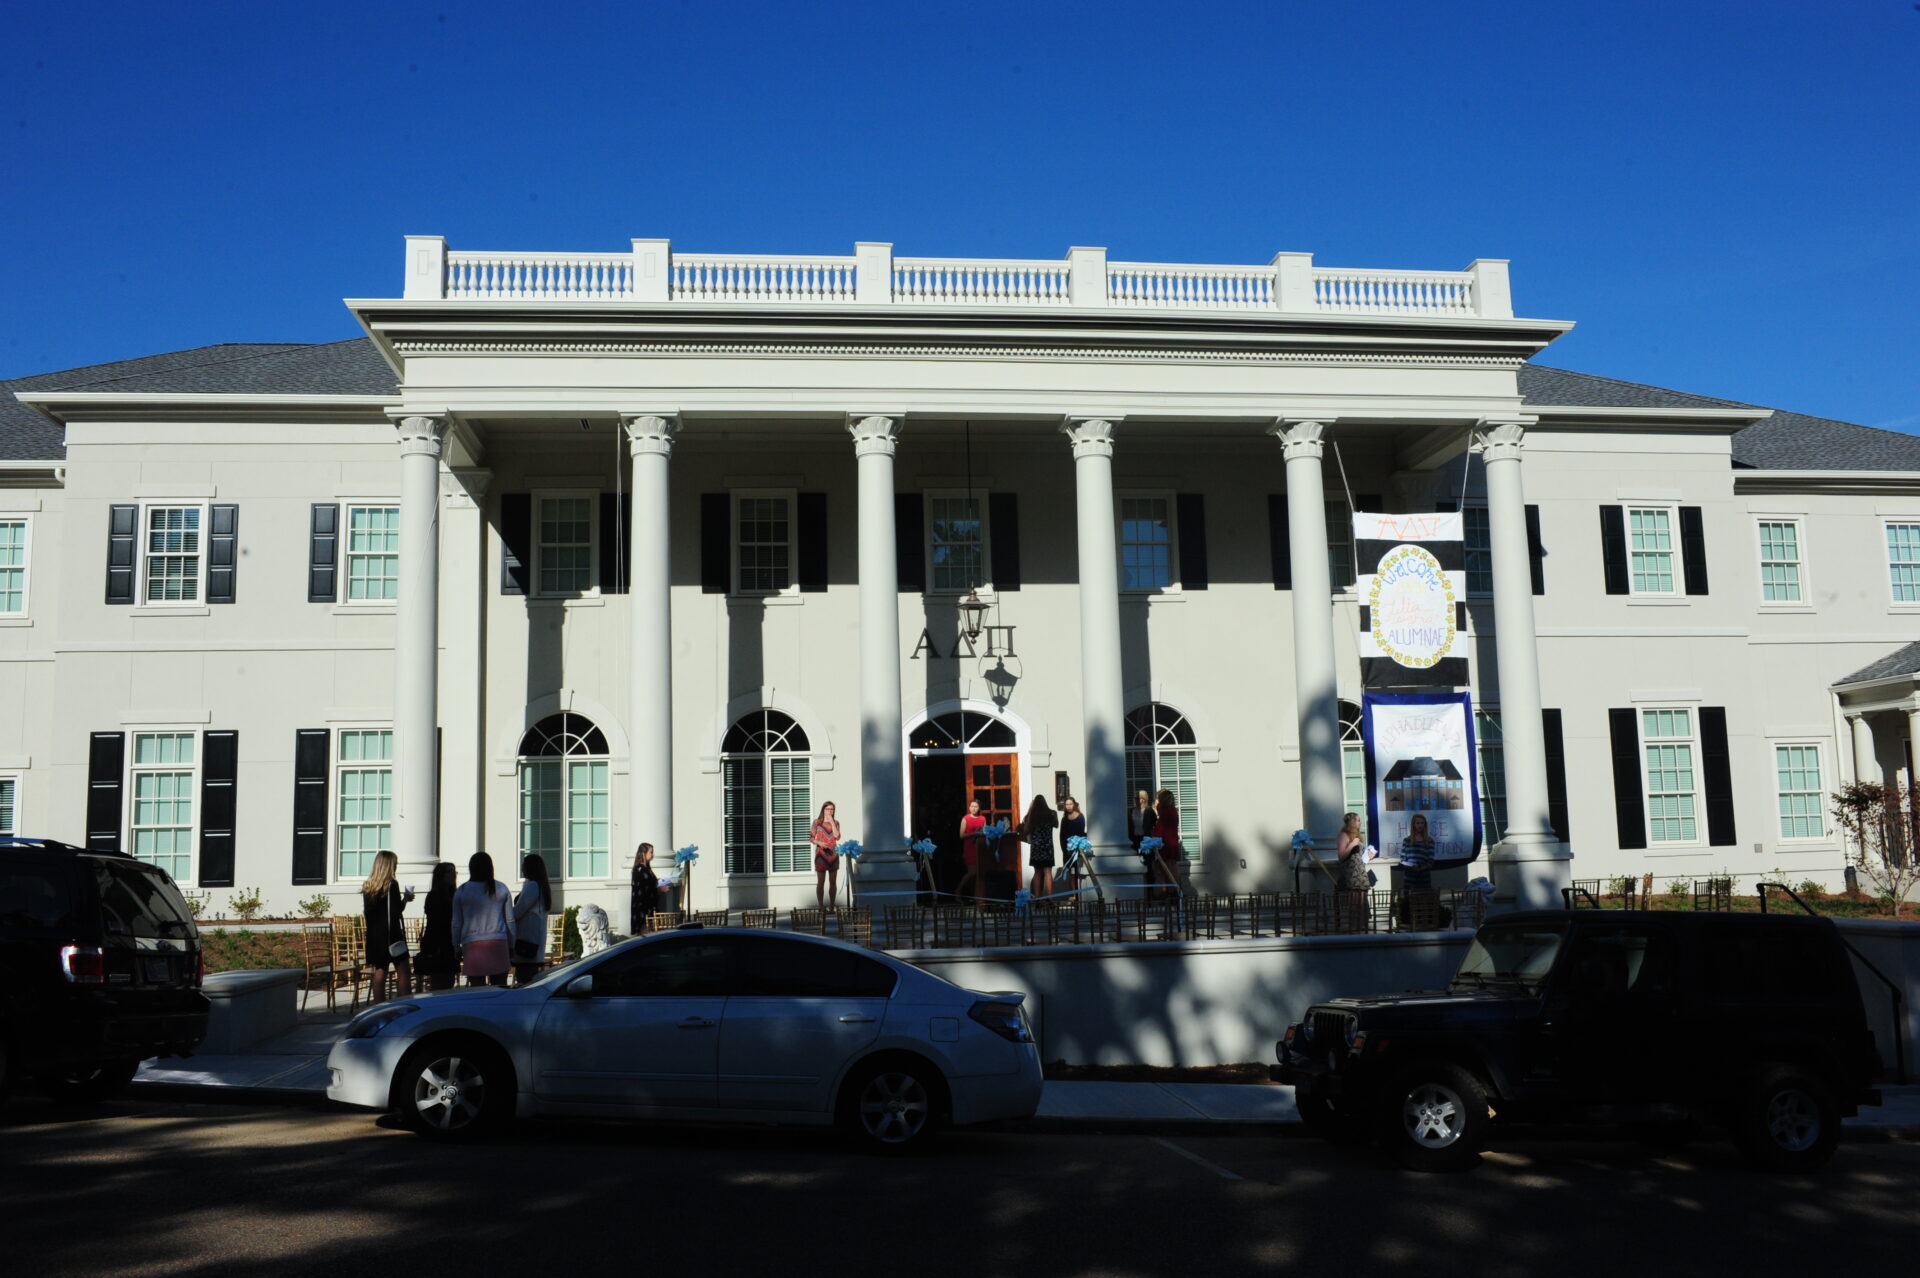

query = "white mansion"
3;237;1918;923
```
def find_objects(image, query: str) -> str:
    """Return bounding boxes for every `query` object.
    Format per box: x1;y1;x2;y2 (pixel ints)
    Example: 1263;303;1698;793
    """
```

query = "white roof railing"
403;237;1513;319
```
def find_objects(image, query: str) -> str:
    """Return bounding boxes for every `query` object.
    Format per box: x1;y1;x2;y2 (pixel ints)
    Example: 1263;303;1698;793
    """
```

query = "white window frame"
1771;740;1828;844
517;756;611;881
341;504;401;606
1886;518;1920;609
139;502;209;607
532;489;599;599
1638;706;1703;849
925;488;993;596
1753;516;1808;609
127;730;200;881
1462;504;1493;597
0;515;31;618
731;488;798;598
333;726;394;881
0;771;22;837
1118;490;1178;595
1624;504;1683;598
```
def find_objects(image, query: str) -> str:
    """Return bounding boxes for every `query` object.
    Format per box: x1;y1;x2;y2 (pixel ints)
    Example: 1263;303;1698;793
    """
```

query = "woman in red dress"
956;799;987;906
810;801;842;911
1150;788;1183;899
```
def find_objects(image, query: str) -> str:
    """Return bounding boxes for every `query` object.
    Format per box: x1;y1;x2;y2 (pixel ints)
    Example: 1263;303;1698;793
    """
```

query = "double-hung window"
1756;519;1804;604
1463;506;1493;596
734;491;795;595
336;729;394;878
344;506;400;603
129;732;197;879
1773;744;1825;841
0;518;27;615
1325;504;1358;592
1640;709;1699;845
1627;506;1678;596
1475;709;1507;840
143;505;205;603
535;493;596;596
1888;521;1920;605
928;493;988;593
1119;494;1175;592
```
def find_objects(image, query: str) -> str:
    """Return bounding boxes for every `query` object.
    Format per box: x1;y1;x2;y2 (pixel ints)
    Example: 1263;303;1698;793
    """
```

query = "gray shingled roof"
1522;365;1920;473
1835;640;1920;688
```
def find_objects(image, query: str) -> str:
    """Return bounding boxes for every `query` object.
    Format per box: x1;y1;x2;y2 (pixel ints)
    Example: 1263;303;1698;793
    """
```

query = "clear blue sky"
4;1;1915;429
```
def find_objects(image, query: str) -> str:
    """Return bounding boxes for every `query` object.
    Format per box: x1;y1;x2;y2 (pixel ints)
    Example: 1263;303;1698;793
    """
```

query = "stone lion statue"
576;903;613;955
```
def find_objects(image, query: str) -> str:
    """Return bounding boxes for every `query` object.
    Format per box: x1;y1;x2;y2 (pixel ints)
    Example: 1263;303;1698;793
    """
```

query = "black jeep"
1275;909;1884;1172
0;839;209;1106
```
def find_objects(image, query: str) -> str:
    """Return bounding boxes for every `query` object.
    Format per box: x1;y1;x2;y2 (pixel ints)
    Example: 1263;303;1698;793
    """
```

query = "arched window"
1340;701;1368;814
1125;703;1202;851
722;710;812;875
908;710;1015;751
517;713;610;880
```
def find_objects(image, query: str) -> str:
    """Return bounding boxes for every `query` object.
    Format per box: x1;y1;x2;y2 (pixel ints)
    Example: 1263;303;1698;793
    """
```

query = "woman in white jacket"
451;851;514;987
511;854;552;985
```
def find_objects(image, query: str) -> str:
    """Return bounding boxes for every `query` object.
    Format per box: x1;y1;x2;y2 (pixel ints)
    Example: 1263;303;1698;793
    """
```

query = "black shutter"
1699;706;1736;846
207;504;238;604
1176;493;1208;590
291;729;330;885
989;492;1020;591
895;493;925;593
1267;495;1291;589
1608;708;1647;850
1679;506;1709;596
106;505;138;604
199;730;238;887
598;492;632;595
1599;506;1629;595
700;493;730;594
308;503;338;602
1542;709;1570;843
797;492;829;593
86;732;126;851
499;493;531;595
1526;504;1545;595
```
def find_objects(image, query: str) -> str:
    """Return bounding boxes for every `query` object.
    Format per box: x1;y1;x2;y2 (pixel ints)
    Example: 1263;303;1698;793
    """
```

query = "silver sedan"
327;927;1043;1150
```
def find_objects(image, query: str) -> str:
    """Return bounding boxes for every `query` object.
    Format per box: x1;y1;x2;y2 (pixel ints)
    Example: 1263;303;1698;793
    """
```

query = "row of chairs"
640;906;876;947
299;911;571;1012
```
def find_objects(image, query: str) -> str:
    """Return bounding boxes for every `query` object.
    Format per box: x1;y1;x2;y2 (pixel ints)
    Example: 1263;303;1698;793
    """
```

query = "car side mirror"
563;974;595;999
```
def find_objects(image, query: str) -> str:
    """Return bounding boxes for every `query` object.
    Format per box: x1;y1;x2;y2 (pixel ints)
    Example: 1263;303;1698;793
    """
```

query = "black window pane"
92;863;194;939
734;935;898;997
594;936;732;997
0;857;74;929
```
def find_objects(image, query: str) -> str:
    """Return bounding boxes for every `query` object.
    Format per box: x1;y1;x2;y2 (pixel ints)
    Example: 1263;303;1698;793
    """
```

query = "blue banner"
1361;690;1482;868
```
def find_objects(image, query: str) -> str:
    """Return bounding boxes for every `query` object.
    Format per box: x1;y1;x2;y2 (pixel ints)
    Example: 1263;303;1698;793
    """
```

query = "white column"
849;415;907;858
1852;714;1879;785
624;414;678;884
1272;419;1345;868
1476;418;1570;908
1908;708;1920;794
436;468;489;867
393;414;450;875
1063;417;1129;850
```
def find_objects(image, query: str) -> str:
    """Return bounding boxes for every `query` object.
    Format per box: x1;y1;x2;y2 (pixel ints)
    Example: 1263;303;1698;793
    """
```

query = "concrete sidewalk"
131;1007;1920;1135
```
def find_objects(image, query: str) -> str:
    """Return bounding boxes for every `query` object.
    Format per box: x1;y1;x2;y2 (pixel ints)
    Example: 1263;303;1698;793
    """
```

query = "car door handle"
677;1017;717;1029
837;1014;876;1024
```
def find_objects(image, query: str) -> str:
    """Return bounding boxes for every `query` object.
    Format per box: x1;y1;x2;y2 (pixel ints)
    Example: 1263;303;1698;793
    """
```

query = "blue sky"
4;1;1915;429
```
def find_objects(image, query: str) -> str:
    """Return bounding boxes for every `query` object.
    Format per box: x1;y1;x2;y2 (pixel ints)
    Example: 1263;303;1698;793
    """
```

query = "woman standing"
1058;796;1087;892
1398;813;1437;927
1021;795;1059;899
512;854;552;986
413;861;459;991
956;798;987;906
452;851;514;987
810;801;842;911
1149;789;1183;899
1128;790;1154;851
360;850;413;1003
630;842;659;931
1336;812;1371;891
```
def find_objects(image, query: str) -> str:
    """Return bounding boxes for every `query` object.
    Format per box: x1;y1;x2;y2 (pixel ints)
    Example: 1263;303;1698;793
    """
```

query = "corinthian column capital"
1269;418;1330;461
395;414;451;457
621;413;680;457
1062;415;1121;459
1472;416;1534;462
847;413;903;457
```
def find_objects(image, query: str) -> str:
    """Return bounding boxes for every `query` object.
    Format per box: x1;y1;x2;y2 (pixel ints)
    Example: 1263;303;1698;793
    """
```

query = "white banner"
1362;690;1482;867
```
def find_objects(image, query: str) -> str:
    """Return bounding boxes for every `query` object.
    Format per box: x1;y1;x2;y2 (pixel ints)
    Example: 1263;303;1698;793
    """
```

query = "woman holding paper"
1336;812;1372;891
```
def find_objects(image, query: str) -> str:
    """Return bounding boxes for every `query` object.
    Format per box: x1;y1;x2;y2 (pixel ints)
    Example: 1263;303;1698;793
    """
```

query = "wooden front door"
910;751;1020;900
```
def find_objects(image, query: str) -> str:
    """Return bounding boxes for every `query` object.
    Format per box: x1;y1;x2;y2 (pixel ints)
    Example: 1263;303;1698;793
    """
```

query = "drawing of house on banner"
1382;756;1467;812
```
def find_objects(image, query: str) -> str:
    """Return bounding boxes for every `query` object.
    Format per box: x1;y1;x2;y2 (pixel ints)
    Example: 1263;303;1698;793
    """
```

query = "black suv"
0;839;209;1105
1275;909;1884;1172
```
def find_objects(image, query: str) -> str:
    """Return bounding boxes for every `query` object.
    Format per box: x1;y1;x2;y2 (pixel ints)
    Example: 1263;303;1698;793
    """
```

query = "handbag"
385;886;408;960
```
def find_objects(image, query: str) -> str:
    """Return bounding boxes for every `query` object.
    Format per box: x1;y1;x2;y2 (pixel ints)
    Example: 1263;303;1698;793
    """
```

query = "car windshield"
1455;925;1565;990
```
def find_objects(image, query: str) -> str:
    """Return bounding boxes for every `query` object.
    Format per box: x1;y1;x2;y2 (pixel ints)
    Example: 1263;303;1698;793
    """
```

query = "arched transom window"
908;710;1016;752
517;713;610;880
722;710;812;875
1124;703;1202;851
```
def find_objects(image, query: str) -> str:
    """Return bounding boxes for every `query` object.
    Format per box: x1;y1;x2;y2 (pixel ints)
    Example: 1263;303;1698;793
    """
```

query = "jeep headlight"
1343;1020;1360;1048
346;1003;420;1039
1299;1017;1315;1043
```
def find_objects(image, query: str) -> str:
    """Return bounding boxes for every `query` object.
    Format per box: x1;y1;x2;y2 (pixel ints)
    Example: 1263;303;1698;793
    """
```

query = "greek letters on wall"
1361;690;1483;867
910;626;1017;660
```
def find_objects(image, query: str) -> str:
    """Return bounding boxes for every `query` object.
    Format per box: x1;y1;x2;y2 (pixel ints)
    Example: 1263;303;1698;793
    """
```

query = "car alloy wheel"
1382;1061;1489;1172
1765;1087;1820;1153
856;1069;932;1147
1738;1067;1838;1172
413;1055;488;1132
398;1042;513;1141
1402;1081;1468;1149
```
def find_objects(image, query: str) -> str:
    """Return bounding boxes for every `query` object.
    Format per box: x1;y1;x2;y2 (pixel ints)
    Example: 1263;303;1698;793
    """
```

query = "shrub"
1665;878;1689;898
295;894;332;920
182;891;210;920
225;886;265;922
1606;874;1635;899
563;905;581;960
1795;879;1826;899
